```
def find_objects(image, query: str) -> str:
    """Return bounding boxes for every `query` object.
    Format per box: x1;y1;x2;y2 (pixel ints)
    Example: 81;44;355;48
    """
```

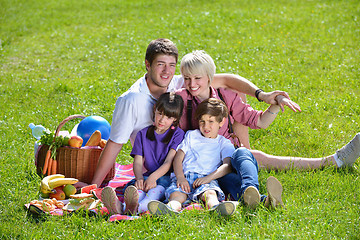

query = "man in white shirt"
88;38;292;187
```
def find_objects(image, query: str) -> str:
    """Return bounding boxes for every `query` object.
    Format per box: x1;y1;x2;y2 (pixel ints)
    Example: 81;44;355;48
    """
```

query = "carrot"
51;160;57;175
42;149;51;175
47;158;53;176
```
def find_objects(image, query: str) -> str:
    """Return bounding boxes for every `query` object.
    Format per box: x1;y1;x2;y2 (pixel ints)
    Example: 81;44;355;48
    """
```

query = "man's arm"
91;139;123;187
212;74;296;109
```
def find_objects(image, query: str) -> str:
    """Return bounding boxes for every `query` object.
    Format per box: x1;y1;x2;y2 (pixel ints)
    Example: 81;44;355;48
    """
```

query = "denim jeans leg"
218;172;243;200
156;175;171;188
218;147;259;201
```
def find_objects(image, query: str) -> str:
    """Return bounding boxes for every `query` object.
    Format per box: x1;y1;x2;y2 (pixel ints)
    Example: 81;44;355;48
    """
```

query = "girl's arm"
173;150;191;193
256;95;301;129
133;155;145;191
193;157;232;188
143;149;176;192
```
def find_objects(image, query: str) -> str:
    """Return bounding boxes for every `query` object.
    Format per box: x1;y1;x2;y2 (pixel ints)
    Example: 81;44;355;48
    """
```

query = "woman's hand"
275;95;301;112
177;177;190;193
193;176;211;188
135;179;144;191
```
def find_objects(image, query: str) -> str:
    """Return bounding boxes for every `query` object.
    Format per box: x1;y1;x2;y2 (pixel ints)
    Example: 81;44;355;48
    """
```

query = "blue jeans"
124;175;171;191
218;147;263;201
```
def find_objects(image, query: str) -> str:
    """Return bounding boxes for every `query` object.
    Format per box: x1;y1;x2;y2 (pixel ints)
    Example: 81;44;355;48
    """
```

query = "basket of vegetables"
35;115;115;184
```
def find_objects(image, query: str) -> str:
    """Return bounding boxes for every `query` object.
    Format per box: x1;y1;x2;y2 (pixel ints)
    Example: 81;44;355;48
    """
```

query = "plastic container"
29;123;47;140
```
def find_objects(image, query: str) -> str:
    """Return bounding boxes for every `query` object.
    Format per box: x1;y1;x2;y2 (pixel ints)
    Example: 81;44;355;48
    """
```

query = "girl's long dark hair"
146;92;184;144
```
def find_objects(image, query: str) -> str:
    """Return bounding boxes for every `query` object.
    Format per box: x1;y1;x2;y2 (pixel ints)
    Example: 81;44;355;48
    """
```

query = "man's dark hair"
145;38;179;66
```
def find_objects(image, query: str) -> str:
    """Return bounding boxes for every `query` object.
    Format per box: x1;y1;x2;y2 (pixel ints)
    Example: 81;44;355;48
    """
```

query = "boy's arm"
257;95;301;129
143;149;177;192
133;155;145;190
172;149;191;193
91;139;123;187
192;157;232;188
212;74;296;107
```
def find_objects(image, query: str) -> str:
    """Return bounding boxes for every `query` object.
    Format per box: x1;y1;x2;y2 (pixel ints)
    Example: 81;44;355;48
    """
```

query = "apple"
49;186;66;200
63;184;77;198
62;136;71;146
68;136;83;148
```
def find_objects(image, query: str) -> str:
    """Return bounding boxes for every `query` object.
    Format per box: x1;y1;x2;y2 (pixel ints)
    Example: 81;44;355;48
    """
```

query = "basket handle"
54;115;86;138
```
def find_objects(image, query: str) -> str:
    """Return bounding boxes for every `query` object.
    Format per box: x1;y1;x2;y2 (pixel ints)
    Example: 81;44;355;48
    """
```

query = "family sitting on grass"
77;38;360;217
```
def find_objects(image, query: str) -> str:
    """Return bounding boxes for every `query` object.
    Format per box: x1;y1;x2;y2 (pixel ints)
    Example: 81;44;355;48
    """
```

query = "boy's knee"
231;147;252;162
231;147;259;170
200;190;217;201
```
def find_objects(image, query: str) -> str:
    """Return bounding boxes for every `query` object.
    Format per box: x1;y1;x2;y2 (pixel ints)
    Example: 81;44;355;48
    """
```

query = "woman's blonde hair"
180;50;216;83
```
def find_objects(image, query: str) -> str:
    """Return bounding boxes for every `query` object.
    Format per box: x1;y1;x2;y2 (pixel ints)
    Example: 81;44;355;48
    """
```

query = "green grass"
1;0;359;239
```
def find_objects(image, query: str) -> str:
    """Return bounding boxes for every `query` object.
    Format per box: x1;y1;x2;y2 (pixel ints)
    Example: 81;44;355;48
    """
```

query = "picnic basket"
36;115;115;184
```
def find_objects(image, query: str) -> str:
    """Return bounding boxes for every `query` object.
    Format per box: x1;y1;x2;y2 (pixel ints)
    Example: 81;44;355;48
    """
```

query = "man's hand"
143;176;157;192
259;91;301;112
177;177;190;193
259;91;290;105
275;95;301;112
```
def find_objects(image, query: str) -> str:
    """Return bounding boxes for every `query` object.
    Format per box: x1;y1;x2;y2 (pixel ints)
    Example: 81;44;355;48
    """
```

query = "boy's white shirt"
109;74;184;145
176;129;235;176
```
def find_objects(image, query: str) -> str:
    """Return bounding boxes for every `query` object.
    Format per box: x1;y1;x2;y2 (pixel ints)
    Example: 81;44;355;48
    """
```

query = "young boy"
148;98;284;216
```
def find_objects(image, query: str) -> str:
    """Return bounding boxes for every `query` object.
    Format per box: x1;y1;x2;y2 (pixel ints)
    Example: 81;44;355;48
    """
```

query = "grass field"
1;0;359;239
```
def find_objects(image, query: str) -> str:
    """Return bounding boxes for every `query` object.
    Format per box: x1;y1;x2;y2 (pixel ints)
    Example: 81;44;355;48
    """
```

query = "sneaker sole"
148;200;178;216
214;201;236;216
243;186;260;209
124;185;139;215
101;186;121;215
266;176;284;208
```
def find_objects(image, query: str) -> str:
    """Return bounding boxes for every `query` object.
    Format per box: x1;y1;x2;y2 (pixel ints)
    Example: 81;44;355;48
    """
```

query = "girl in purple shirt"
101;92;185;215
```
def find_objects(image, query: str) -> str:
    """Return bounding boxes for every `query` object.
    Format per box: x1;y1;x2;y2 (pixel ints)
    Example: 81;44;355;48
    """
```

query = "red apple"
49;186;66;200
68;136;83;148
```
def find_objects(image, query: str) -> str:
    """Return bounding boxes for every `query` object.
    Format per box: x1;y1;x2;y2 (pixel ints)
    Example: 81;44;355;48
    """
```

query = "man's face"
146;54;177;89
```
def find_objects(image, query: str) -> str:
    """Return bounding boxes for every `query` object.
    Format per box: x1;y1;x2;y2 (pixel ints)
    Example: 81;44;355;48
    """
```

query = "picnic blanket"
25;163;136;219
105;163;203;221
107;163;135;202
26;163;203;221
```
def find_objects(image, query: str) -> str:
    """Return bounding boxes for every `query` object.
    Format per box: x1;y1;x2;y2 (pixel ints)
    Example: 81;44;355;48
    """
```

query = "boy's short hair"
145;38;178;66
180;50;216;83
195;98;228;123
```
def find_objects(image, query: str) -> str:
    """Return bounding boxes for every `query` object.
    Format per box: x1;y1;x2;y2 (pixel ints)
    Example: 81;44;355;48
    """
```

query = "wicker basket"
36;115;115;184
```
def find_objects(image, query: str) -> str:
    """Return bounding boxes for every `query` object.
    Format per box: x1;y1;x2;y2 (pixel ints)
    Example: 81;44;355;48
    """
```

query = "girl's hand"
144;176;157;192
275;95;301;112
135;179;144;191
177;177;190;193
193;176;211;188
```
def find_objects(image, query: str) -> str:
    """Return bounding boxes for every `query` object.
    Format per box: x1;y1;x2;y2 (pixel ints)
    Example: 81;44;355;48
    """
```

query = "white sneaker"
101;186;122;215
243;186;260;209
335;133;360;167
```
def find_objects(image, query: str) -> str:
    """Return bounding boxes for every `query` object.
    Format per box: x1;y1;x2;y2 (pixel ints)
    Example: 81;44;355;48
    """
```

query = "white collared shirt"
109;74;184;145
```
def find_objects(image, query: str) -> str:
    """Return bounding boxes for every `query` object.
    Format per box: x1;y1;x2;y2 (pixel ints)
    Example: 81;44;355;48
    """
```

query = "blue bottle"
29;123;47;140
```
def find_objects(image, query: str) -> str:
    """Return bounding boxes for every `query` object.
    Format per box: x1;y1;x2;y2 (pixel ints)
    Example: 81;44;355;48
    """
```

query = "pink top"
175;87;263;143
